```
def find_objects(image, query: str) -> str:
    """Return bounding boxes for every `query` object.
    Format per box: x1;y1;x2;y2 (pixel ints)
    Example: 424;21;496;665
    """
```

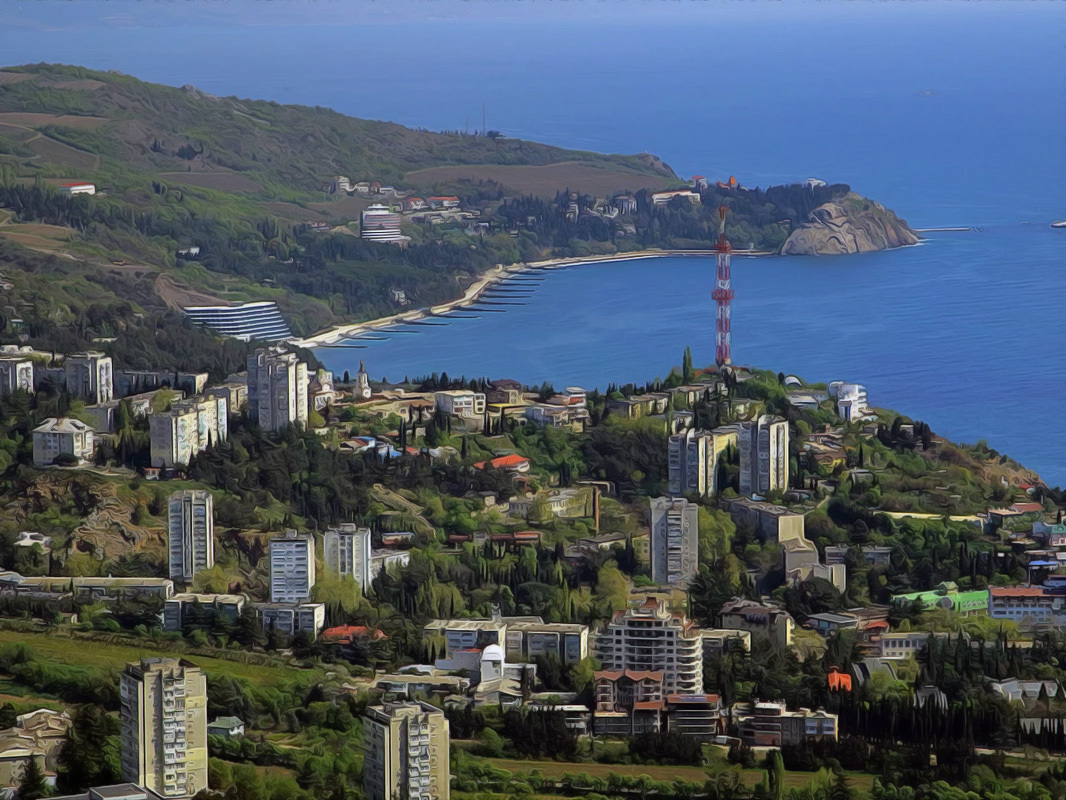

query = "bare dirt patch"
261;201;329;222
0;123;35;141
0;113;109;130
155;273;230;309
44;79;106;91
157;171;262;193
27;135;100;170
0;72;34;87
404;161;672;198
307;194;373;221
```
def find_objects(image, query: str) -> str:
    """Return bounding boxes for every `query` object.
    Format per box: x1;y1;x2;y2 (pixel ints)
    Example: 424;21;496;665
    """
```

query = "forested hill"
0;64;675;190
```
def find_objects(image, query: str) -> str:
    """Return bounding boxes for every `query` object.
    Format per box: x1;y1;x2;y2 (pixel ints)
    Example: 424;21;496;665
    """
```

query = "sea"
3;2;1064;482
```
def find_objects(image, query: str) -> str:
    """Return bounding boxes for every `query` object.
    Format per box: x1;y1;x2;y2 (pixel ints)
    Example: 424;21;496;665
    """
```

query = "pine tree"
16;754;49;800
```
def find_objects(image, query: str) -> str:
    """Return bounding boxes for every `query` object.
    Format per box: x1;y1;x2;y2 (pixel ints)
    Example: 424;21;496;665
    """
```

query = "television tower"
711;205;733;368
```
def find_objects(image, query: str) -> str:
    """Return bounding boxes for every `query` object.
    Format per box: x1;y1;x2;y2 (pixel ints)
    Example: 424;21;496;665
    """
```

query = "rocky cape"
780;192;919;255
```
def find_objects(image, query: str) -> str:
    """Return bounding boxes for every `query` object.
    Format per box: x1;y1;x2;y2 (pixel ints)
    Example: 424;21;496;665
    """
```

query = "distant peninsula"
0;63;916;354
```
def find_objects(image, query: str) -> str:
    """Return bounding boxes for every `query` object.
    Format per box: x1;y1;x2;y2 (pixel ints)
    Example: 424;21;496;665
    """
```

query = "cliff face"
780;192;919;255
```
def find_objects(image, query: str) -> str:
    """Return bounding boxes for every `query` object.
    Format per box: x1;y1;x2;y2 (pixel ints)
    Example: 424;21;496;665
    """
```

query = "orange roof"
321;625;388;642
828;669;852;692
474;454;530;470
1010;503;1045;514
990;586;1047;597
633;700;664;711
595;669;664;683
514;530;541;540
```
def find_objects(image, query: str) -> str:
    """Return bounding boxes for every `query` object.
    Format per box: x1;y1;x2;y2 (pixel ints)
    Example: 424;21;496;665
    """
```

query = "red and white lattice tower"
711;205;734;368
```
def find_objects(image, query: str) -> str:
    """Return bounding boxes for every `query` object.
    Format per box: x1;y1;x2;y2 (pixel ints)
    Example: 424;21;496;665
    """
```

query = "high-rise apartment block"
649;496;699;585
594;599;703;695
0;357;33;395
667;427;738;497
324;523;372;590
269;529;315;603
363;702;450;800
738;415;789;496
247;348;308;432
65;351;113;404
119;658;208;799
168;491;214;583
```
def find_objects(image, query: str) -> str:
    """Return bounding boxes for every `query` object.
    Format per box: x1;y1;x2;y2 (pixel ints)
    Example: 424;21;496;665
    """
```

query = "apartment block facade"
167;490;214;583
363;702;450;800
324;523;373;590
247;348;308;432
667;427;738;497
738;415;789;496
649;496;699;585
269;529;315;603
594;599;703;695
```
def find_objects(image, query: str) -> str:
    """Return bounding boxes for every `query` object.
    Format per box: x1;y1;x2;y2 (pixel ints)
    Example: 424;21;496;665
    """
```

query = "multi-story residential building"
324;524;372;590
168;490;214;583
719;598;795;647
256;602;326;638
0;357;33;395
205;382;248;415
593;669;666;736
877;631;950;659
434;390;486;419
829;381;873;422
735;701;837;747
119;658;208;799
667;427;738;497
701;628;752;656
163;593;244;632
32;417;94;467
149;405;199;469
65;352;113;404
424;613;588;666
363;702;450;800
247;348;308;432
174;396;228;452
666;694;723;741
649;496;699;585
720;497;805;544
360;204;406;243
988;586;1064;629
269;529;315;603
183;301;292;342
53;786;166;800
738;415;789;496
594;599;703;695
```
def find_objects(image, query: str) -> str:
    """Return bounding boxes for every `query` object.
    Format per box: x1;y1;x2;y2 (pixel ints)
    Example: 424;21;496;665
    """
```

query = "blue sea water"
3;2;1064;481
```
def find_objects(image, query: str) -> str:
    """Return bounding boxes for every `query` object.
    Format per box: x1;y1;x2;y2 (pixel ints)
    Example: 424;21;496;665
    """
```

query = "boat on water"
1051;220;1066;228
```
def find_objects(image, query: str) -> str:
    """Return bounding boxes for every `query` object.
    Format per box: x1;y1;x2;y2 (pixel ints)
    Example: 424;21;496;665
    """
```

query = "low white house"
32;417;94;467
59;182;96;196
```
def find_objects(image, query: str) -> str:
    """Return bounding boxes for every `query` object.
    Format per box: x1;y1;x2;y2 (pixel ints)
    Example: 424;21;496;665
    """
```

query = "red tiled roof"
514;530;541;540
474;454;530;470
321;625;388;642
1011;503;1045;514
633;701;664;711
595;669;664;682
990;586;1047;597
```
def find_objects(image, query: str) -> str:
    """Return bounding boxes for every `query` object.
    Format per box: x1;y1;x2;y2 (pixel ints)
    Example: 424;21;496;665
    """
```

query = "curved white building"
182;301;292;342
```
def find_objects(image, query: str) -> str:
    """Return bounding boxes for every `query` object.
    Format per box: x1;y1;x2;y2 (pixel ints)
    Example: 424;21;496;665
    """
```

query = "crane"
711;204;734;368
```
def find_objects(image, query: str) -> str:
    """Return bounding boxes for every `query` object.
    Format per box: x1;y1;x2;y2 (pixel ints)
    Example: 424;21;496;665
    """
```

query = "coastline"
295;248;773;347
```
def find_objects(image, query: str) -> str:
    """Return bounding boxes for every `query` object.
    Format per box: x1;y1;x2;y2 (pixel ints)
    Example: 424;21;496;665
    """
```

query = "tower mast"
711;205;734;368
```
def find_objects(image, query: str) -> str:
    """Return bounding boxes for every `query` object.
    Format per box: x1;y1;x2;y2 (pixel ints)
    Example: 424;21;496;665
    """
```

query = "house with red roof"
473;454;530;473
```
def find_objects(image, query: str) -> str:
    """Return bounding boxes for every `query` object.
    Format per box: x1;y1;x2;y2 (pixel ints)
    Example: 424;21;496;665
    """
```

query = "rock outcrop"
781;192;919;255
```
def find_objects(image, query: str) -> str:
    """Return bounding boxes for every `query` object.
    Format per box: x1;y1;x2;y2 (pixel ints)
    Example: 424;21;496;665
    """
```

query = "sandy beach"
295;248;772;347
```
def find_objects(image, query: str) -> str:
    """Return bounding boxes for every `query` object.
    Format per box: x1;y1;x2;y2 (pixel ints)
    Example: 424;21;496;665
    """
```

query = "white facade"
668;427;738;497
363;702;450;800
257;602;326;638
149;396;226;469
247;348;308;432
594;600;703;695
434;390;486;419
360;204;406;243
0;357;33;395
65;352;113;404
269;530;315;603
738;415;789;496
324;523;372;590
649;496;699;585
988;587;1064;629
183;301;292;341
32;417;94;466
60;182;96;195
168;490;214;583
354;360;372;400
830;382;872;422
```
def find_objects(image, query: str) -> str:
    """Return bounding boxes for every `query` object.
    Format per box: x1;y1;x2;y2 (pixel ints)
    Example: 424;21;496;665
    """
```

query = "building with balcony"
363;702;450;800
360;204;406;243
256;602;326;639
65;352;113;404
719;598;795;647
324;523;372;590
168;490;214;584
183;301;293;342
163;593;245;632
269;529;315;603
593;599;703;695
593;669;665;737
738;415;789;497
119;658;208;799
649;496;699;585
32;417;94;467
247;348;308;432
434;390;486;419
735;701;837;747
0;357;33;395
668;427;738;498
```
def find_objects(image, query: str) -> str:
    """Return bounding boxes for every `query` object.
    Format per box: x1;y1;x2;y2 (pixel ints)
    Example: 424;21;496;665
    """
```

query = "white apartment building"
363;702;450;800
668;426;738;497
830;381;873;422
434;390;486;419
594;599;703;695
65;351;113;404
149;405;198;469
256;602;326;638
649;496;699;585
119;658;208;799
988;587;1064;629
168;490;214;583
183;301;292;342
738;415;789;496
877;632;948;659
247;348;308;432
324;523;372;590
360;204;406;243
0;357;33;395
59;182;96;196
32;417;94;467
269;529;315;603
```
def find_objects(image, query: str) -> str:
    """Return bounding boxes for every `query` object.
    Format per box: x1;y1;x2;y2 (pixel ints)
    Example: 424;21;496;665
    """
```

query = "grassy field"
404;161;673;198
483;756;876;793
157;171;263;193
0;628;314;686
0;112;109;129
